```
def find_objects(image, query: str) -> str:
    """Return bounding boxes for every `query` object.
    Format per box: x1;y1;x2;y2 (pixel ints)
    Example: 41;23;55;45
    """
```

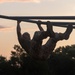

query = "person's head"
22;32;31;40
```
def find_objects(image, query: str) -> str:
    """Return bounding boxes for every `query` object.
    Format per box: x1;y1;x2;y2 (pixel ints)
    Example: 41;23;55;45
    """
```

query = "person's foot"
46;21;55;38
63;25;73;40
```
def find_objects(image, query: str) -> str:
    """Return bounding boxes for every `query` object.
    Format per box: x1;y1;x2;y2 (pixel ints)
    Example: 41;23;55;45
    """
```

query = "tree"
10;44;28;68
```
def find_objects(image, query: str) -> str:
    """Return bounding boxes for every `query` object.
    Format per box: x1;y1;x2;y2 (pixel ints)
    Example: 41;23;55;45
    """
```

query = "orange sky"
0;0;75;59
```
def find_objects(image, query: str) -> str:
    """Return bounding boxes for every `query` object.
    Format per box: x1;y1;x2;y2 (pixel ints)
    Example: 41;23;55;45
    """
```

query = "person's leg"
33;21;55;41
32;31;49;41
31;31;50;60
41;38;57;60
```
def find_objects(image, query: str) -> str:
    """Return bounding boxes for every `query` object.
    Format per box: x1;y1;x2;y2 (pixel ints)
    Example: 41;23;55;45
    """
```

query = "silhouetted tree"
10;44;28;68
0;44;75;75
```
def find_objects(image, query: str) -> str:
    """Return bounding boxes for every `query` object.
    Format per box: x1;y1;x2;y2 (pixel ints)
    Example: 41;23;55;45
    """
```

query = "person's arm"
46;21;55;38
63;24;73;40
17;21;22;39
37;20;44;31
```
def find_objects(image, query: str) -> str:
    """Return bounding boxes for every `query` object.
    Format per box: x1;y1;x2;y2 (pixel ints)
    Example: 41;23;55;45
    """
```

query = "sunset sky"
0;0;75;59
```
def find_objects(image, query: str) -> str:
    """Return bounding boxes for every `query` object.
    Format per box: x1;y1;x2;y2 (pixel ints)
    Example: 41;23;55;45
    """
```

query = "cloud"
0;26;6;28
0;0;40;3
0;26;15;32
0;0;55;3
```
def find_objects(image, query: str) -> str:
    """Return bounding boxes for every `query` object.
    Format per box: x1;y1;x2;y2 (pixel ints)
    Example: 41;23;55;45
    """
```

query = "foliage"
0;44;75;75
55;44;75;59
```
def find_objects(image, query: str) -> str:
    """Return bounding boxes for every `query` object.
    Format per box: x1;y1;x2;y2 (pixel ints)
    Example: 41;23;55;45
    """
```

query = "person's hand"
46;21;51;25
37;20;42;26
67;24;73;28
17;20;21;25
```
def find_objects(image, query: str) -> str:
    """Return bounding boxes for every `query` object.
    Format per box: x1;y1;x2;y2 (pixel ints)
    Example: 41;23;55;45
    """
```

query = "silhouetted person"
17;21;73;60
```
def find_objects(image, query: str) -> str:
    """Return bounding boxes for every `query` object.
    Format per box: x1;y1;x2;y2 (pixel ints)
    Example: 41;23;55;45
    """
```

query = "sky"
0;0;75;59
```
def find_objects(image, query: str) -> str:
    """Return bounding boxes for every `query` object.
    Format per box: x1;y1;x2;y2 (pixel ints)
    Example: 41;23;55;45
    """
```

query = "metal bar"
1;15;75;20
1;15;75;25
0;15;75;28
24;19;75;25
24;19;75;28
0;15;18;20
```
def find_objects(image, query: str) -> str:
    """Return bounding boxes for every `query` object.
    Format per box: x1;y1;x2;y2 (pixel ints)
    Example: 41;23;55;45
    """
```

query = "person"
17;20;73;60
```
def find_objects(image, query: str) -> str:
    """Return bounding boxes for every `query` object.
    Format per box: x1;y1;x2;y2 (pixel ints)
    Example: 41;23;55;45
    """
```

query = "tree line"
0;44;75;75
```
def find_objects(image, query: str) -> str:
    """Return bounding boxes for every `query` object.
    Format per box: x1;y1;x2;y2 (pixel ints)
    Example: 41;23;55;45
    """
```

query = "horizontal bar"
24;19;75;28
1;15;75;20
24;19;75;25
1;15;75;25
0;15;75;28
0;15;18;20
